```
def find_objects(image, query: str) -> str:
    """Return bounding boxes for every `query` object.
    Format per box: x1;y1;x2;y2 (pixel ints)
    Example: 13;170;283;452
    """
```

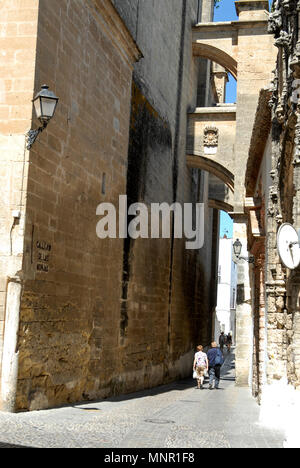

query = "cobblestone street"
0;351;285;448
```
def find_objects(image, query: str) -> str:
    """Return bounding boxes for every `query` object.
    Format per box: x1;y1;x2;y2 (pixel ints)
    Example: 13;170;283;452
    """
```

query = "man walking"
226;332;233;353
207;342;224;390
219;332;226;352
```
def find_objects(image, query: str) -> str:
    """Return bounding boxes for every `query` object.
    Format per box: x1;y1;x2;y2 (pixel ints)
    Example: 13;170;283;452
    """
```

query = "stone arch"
187;154;235;193
208;199;234;213
193;43;238;80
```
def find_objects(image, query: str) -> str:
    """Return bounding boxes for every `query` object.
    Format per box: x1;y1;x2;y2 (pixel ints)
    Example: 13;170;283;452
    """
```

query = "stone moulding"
245;87;272;197
91;0;143;65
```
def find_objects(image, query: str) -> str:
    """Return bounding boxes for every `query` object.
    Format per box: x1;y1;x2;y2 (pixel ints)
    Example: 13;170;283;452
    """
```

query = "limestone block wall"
234;221;253;387
187;106;236;175
110;0;218;387
0;0;219;412
0;0;39;408
234;20;277;212
0;0;221;412
15;0;141;411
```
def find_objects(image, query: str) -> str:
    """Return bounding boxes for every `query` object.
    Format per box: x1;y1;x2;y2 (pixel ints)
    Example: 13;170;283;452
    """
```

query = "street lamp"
26;85;59;150
233;238;255;264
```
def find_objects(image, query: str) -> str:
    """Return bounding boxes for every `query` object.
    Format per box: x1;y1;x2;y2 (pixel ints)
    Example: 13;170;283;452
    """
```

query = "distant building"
214;237;237;344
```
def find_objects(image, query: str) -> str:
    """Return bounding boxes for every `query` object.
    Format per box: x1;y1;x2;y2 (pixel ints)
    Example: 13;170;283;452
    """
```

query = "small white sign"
204;146;218;155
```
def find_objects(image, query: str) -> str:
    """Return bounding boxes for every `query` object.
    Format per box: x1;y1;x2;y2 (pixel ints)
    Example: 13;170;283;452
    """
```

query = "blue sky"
220;211;233;238
214;0;273;22
214;0;238;22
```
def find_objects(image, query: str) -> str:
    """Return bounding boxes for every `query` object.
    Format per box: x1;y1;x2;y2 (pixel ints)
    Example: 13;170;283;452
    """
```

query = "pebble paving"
0;350;285;448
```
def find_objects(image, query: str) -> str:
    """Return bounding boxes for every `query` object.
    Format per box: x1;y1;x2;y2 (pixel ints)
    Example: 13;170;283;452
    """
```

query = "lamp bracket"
238;255;255;264
26;121;48;150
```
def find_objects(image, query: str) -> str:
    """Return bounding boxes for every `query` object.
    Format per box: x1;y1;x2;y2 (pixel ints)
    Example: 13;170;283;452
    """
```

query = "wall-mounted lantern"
26;85;59;150
233;238;255;264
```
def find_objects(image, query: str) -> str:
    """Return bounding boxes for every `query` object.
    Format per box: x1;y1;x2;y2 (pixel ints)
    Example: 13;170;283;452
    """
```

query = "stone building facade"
190;0;277;389
244;0;300;443
2;0;299;428
0;0;220;412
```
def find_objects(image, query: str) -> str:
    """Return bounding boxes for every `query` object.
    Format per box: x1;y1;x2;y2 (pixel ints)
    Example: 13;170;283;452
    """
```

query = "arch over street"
208;199;234;213
193;42;238;80
187;154;235;193
192;21;239;80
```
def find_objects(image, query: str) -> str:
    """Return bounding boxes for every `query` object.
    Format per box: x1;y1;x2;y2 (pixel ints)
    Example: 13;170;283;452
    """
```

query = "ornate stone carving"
282;0;298;13
275;104;286;124
268;5;282;35
216;86;224;101
293;115;300;165
274;31;292;51
266;0;300;390
203;126;219;147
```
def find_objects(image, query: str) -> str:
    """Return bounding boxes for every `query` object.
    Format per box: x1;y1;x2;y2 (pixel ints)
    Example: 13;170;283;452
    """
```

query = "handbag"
193;370;198;379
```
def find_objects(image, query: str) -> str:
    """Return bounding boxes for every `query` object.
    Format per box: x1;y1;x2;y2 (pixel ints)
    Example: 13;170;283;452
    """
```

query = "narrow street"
0;350;285;448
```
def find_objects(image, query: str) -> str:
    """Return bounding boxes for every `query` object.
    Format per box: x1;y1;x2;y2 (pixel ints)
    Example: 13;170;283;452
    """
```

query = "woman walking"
193;345;209;389
226;332;233;353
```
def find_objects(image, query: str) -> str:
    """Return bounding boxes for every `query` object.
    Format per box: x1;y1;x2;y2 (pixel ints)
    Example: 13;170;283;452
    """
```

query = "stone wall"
187;106;237;175
14;0;141;411
245;1;300;444
0;0;219;411
100;0;218;390
0;0;39;409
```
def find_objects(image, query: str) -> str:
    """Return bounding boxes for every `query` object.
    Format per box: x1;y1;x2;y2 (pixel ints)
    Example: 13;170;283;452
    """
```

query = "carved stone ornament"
282;0;298;12
275;31;292;50
268;8;282;34
203;126;219;147
217;86;223;100
275;104;286;124
293;118;300;165
269;185;278;202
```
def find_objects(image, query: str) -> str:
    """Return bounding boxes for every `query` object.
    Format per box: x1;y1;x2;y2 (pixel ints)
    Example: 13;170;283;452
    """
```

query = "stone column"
200;0;214;23
290;110;300;388
234;0;275;213
234;219;253;387
258;256;266;390
252;251;266;400
212;63;229;104
196;0;215;107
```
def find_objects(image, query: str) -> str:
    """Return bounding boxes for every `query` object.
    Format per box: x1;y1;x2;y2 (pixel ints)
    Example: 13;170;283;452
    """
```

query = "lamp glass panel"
234;240;242;256
41;98;57;118
34;98;42;119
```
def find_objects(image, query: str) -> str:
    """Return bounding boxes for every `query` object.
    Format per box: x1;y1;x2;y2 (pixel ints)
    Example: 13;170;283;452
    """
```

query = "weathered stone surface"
0;0;221;412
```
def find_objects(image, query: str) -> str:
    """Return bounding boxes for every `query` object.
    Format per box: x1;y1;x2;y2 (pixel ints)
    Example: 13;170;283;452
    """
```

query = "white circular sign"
277;223;300;270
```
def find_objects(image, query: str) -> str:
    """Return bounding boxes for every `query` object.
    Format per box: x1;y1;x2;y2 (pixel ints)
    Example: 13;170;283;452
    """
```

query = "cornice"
88;0;143;67
245;87;272;197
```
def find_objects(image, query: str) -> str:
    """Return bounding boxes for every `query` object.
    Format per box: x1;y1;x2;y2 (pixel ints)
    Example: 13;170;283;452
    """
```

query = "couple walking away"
219;331;233;353
193;343;224;390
